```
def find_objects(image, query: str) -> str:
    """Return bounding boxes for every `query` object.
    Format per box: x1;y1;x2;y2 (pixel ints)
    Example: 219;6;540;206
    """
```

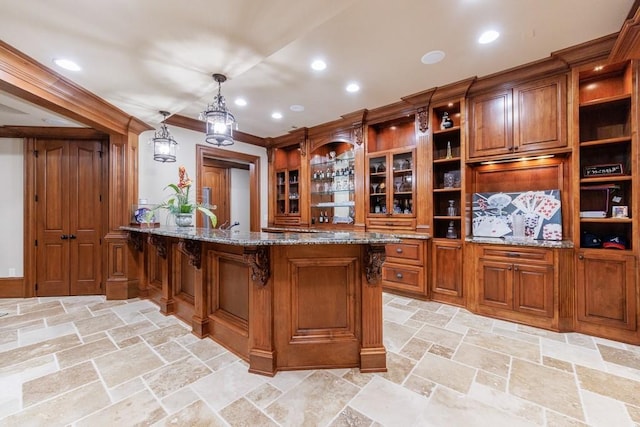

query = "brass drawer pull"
396;248;403;253
396;272;403;279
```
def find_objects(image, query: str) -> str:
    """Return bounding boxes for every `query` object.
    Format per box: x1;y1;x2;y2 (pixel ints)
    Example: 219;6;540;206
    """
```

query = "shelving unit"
431;102;463;239
577;62;634;251
309;143;356;226
273;145;302;226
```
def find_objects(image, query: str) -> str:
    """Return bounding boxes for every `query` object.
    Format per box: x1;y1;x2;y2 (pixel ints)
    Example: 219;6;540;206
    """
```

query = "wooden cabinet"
468;74;567;160
273;146;302;226
575;250;637;334
366;117;416;230
381;238;428;299
309;143;356;227
475;245;563;329
431;240;463;306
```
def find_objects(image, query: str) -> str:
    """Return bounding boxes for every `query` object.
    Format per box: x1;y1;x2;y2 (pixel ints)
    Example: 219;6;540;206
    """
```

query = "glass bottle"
447;200;457;216
446;221;458;239
445;141;453;159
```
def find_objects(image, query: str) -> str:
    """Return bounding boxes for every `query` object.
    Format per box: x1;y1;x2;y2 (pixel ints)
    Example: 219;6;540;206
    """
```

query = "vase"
174;213;193;227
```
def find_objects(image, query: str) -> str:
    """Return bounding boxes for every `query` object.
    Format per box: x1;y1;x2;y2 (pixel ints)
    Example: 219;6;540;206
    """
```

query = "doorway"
196;145;261;231
31;137;105;296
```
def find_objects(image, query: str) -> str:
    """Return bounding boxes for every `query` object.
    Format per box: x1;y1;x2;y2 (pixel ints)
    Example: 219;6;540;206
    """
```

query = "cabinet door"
513;75;567;153
477;259;512;310
576;252;636;331
513;263;554;318
431;240;463;304
468;90;513;158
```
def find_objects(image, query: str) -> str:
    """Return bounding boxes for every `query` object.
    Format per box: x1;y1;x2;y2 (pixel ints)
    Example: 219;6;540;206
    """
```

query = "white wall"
231;168;250;233
138;126;268;228
0;138;24;277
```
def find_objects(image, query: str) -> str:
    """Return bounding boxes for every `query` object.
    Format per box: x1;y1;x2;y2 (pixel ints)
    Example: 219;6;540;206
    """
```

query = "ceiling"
0;0;635;138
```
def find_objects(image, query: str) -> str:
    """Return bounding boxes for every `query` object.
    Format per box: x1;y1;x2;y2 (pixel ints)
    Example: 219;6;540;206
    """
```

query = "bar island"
122;226;400;376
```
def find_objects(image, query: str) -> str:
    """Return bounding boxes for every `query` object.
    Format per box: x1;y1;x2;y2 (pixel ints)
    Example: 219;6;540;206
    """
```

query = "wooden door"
513;262;554;317
468;90;513;158
513;74;567;153
576;251;637;331
201;164;229;228
35;139;103;296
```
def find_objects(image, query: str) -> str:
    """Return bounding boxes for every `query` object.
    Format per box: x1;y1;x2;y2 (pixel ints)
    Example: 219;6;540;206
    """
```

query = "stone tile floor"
0;294;639;426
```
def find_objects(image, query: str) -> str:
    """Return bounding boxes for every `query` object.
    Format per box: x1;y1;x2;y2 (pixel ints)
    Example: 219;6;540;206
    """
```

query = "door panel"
202;165;229;228
514;263;553;317
478;259;512;310
69;141;102;295
36;140;70;296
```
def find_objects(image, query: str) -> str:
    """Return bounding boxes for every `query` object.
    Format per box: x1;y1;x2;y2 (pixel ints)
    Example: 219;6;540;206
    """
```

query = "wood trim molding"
609;3;640;62
0;41;151;135
196;145;261;232
0;277;25;298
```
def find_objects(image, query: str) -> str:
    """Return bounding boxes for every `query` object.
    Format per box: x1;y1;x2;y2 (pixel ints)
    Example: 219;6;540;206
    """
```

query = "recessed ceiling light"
421;50;445;65
311;59;327;71
53;58;81;71
594;65;604;72
346;82;360;93
290;104;304;112
272;112;283;119
478;30;500;44
234;98;247;107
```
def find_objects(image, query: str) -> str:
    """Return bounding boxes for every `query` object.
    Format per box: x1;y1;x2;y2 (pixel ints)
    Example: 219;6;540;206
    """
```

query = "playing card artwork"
472;190;562;240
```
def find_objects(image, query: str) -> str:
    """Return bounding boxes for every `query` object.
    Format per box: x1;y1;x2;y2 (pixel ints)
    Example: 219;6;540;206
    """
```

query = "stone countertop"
121;226;401;246
262;226;431;240
466;236;574;249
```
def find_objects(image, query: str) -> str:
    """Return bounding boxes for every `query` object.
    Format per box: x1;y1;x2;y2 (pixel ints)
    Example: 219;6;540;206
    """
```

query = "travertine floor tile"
22;360;98;407
221;397;278;426
74;311;125;336
415;323;464;349
265;371;358;426
246;383;282;408
597;343;640;371
576;364;640;407
155;399;225;427
57;337;118;368
580;389;634;426
382;320;416;352
464;329;540;362
93;341;164;387
413;352;475;394
76;389;166;427
452;342;511;377
329;406;373;427
143;355;212;398
509;358;584;420
0;333;80;369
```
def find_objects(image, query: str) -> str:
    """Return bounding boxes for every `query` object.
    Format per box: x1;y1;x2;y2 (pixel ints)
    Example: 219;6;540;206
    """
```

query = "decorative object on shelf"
447;200;457;216
151;111;178;163
445;141;453;159
612;205;628;218
582;163;624;178
440;111;453;129
446;221;458;239
472;190;562;240
200;73;237;146
443;172;455;189
155;166;217;227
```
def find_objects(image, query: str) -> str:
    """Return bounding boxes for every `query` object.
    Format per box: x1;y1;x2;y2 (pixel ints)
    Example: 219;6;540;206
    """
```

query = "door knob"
60;234;68;240
68;234;76;240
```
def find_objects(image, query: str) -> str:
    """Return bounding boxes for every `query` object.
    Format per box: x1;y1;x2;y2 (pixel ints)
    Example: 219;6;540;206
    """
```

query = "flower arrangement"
156;165;217;226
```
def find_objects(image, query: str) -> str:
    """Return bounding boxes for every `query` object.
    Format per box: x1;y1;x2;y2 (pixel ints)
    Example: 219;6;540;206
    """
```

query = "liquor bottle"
446;221;458;239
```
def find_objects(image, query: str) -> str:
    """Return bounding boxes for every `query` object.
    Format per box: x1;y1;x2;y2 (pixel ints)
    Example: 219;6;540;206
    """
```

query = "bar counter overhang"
121;226;400;376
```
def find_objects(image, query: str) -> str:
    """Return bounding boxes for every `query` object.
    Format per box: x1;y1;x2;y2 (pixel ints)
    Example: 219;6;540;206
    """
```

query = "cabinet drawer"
382;264;424;294
479;246;552;264
367;217;416;230
274;216;300;226
385;240;423;263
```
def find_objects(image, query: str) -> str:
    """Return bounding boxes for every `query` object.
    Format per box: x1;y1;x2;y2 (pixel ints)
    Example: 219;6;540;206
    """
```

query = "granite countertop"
466;236;574;249
262;226;431;240
121;225;401;246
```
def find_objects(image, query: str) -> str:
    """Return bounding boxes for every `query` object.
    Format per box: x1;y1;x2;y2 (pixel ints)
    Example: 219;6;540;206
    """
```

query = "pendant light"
152;111;178;163
199;73;237;146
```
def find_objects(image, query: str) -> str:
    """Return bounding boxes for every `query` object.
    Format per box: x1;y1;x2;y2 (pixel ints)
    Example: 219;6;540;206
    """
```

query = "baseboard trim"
0;277;26;298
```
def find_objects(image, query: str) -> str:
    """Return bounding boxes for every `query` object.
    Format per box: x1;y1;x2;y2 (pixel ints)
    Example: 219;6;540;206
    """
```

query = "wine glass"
371;183;379;194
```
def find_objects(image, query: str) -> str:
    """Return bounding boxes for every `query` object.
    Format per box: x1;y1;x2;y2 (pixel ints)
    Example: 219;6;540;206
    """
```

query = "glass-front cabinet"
309;142;356;227
275;169;299;216
368;150;415;218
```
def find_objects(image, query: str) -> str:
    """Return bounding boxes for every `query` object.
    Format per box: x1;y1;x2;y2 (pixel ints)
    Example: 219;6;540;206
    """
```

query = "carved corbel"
147;235;167;259
244;247;270;286
417;107;428;134
298;138;307;157
365;245;386;285
177;239;202;269
127;232;143;252
352;123;364;146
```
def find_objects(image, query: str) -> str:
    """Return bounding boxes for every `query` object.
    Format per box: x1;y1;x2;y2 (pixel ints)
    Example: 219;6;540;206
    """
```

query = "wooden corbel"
244;247;270;286
177;239;202;269
365;245;386;285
